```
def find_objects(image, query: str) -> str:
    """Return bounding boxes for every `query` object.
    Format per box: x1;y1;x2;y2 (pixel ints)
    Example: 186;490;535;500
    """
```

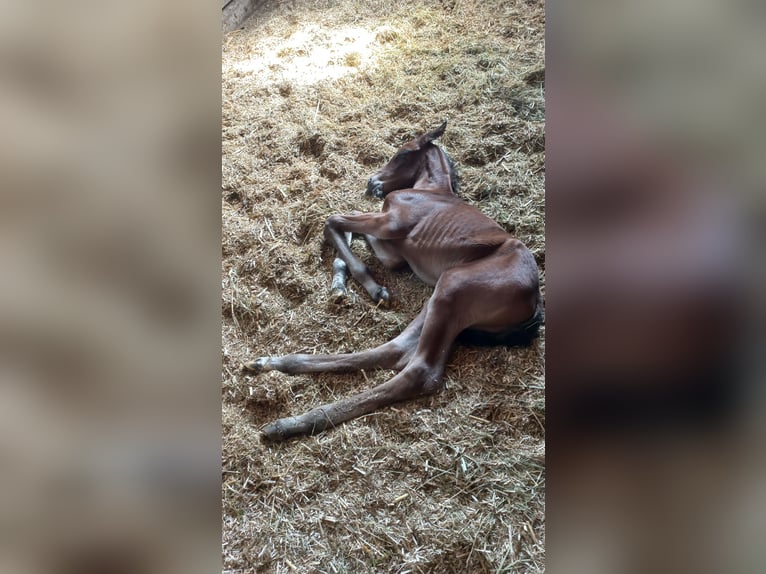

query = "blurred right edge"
545;1;766;573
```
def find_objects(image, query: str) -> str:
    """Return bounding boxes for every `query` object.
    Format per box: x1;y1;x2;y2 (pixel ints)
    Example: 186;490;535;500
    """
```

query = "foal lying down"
245;122;543;440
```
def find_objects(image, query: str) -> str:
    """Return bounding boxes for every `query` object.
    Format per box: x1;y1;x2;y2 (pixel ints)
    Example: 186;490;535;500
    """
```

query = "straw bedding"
222;1;544;571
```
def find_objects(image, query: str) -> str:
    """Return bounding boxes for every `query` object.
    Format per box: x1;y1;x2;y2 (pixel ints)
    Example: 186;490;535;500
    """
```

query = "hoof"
261;411;328;441
330;287;347;303
243;357;270;374
374;287;390;307
261;421;285;441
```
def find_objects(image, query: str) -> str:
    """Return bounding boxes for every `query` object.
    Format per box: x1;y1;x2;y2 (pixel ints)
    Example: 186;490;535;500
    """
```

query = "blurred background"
0;2;220;573
546;0;765;573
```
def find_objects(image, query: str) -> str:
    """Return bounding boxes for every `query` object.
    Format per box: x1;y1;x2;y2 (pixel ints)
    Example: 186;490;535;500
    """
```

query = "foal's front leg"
324;212;405;305
330;231;352;302
330;233;405;301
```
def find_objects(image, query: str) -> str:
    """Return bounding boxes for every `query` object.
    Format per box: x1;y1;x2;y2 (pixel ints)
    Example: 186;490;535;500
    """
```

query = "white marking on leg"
330;231;352;300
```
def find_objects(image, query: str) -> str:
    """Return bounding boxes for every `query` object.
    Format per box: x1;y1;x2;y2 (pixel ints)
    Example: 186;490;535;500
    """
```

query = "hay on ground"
223;1;545;571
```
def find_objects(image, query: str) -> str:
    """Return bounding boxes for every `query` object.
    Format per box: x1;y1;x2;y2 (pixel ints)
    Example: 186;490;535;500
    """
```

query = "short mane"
440;146;460;196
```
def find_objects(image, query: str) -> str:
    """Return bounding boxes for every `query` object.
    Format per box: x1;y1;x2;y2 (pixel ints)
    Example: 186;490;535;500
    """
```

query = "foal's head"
366;121;456;198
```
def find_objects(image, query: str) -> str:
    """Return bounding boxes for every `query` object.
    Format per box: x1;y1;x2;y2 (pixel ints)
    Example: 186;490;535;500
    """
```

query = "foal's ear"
419;121;448;147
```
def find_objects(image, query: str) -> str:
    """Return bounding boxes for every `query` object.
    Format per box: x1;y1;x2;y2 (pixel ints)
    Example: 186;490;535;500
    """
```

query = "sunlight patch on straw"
231;25;380;86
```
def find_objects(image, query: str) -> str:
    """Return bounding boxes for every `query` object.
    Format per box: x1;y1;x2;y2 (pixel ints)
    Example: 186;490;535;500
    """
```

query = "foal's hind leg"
259;255;539;440
244;307;426;375
260;273;473;440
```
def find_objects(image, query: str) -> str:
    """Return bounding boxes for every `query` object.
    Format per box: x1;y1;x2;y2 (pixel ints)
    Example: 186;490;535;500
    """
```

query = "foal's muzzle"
366;177;384;198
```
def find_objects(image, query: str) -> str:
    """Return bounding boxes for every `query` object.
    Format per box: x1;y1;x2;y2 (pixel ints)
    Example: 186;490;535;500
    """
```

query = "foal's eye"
395;149;410;160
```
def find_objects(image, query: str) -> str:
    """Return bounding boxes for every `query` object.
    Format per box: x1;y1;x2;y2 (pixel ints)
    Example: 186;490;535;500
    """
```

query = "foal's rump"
433;237;542;348
457;298;544;347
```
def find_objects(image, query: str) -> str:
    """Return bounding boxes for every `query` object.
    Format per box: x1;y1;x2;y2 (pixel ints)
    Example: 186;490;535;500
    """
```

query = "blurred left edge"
0;2;221;573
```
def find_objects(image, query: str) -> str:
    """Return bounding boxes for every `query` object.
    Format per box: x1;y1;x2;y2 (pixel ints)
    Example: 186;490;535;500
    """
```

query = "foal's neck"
413;146;454;194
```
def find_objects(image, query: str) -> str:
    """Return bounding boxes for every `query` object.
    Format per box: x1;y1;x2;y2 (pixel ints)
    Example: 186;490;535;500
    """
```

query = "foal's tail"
457;294;544;348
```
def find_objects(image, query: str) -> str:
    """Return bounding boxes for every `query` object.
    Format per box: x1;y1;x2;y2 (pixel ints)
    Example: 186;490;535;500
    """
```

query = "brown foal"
245;122;543;440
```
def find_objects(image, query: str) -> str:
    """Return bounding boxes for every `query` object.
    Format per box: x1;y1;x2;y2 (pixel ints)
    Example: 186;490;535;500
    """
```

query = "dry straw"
223;0;545;571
